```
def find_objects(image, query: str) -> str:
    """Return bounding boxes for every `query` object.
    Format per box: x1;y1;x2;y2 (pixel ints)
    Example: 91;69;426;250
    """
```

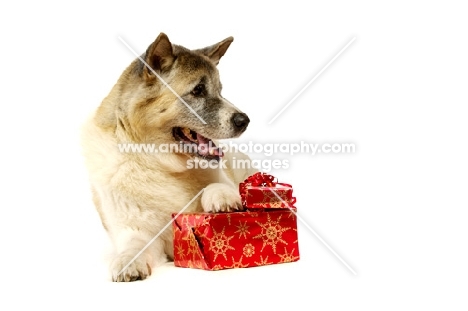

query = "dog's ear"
196;36;234;65
143;33;174;79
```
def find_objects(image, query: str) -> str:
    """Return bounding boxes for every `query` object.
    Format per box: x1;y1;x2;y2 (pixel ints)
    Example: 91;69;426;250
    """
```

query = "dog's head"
113;33;249;161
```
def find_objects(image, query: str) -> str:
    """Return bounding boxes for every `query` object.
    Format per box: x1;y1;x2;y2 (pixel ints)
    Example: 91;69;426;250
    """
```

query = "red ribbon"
244;172;275;187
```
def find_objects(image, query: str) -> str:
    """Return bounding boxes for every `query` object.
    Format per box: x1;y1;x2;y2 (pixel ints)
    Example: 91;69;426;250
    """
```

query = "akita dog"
81;33;255;282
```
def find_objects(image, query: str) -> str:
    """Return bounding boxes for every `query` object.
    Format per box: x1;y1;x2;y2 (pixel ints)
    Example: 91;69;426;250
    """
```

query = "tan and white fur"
81;33;256;282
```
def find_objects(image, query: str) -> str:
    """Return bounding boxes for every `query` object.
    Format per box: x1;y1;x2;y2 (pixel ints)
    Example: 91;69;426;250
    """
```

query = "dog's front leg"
109;226;168;282
201;182;243;212
98;191;170;282
201;167;243;212
201;151;258;213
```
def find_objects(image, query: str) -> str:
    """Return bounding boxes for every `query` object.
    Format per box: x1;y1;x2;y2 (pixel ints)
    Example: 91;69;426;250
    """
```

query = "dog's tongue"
197;133;224;157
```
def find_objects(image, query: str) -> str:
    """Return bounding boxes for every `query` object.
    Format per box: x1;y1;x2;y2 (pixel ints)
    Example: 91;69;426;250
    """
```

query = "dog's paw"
202;183;243;212
110;254;152;282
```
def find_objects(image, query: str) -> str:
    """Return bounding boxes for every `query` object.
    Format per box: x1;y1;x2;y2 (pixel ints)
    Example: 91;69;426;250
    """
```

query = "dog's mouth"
172;127;224;161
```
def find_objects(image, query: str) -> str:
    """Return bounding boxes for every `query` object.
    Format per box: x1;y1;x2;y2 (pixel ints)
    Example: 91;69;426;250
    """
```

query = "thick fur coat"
81;33;255;281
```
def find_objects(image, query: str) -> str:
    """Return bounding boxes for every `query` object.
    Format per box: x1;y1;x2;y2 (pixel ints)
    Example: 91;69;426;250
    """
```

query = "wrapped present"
172;173;299;270
239;172;296;209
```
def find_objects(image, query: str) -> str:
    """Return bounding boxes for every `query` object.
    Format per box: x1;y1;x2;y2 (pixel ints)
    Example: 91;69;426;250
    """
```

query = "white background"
1;1;467;310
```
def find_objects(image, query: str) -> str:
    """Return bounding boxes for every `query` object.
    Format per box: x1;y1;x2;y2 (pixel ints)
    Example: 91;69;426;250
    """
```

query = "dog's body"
81;33;255;281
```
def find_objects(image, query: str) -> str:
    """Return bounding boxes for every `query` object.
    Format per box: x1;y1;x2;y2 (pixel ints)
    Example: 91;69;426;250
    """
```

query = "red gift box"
239;172;296;209
172;173;299;270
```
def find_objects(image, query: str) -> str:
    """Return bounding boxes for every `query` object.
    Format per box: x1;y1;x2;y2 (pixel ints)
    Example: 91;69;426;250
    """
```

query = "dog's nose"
232;113;250;131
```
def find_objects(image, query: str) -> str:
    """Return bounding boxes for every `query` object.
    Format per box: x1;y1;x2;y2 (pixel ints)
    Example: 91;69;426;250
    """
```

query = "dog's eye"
191;84;206;97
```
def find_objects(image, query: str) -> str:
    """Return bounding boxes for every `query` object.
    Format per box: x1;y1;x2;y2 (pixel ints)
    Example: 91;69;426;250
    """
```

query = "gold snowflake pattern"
182;234;201;261
253;213;290;254
243;243;255;257
234;220;250;239
175;243;185;260
227;255;249;269
254;255;271;266
212;265;223;271
293;228;298;244
278;247;299;263
180;215;192;230
207;226;235;261
261;189;290;208
226;214;232;225
179;214;210;231
287;209;296;218
193;260;204;269
194;225;210;240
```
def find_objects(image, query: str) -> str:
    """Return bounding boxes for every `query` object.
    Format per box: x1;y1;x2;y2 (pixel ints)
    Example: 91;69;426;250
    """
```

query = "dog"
81;33;256;282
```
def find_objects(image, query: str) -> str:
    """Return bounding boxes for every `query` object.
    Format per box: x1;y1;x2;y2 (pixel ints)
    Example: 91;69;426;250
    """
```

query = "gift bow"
244;172;276;187
239;172;296;208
